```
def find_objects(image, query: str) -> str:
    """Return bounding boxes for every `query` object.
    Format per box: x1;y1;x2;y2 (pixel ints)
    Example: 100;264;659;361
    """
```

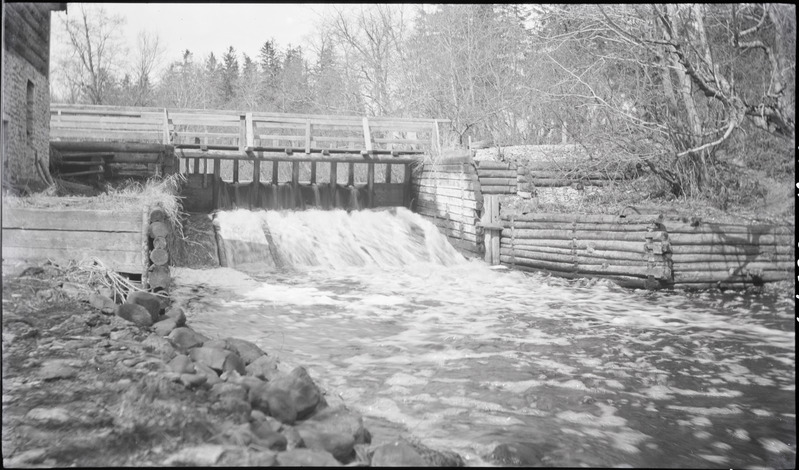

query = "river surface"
171;208;795;468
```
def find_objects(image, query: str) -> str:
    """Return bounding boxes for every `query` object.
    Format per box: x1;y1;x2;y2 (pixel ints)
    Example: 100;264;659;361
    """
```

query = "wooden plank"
245;113;254;150
478;177;517;186
504;213;664;224
668;233;790;246
330;162;338;200
414;200;478;219
233;159;239;183
367;163;375;208
476;169;517;178
414;185;479;200
310;161;317;184
213;158;221;209
2;208;141;232
252;159;261;209
362;117;373;153
500;243;651;262
403;163;412;208
481;186;517;194
501;228;663;242
506;221;659;232
51;141;167;153
502;236;648;254
292;161;300;207
1;245;143;274
2;228;142;250
348;162;355;186
475;161;514;170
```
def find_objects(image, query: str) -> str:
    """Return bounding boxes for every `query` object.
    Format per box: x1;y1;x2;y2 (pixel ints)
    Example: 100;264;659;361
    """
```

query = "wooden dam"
1;104;793;291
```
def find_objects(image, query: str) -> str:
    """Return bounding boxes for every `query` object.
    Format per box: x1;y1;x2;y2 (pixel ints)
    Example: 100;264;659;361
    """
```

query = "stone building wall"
2;3;64;185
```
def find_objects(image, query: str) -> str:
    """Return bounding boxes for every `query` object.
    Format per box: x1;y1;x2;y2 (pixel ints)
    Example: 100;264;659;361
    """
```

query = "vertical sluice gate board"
411;151;484;257
1;207;146;274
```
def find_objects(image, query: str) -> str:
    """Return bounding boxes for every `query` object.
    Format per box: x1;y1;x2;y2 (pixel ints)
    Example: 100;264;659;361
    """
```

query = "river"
171;208;795;468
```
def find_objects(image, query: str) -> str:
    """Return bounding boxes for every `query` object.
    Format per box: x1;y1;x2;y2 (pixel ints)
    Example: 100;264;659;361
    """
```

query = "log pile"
474;160;518;194
665;221;794;289
411;153;483;257
145;207;172;292
517;162;631;189
499;213;671;289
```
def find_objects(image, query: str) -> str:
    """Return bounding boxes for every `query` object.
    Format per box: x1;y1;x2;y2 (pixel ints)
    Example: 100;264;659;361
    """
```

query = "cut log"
672;260;793;272
505;221;659;232
478;177;517;186
148;265;170;289
501;228;665;242
149;208;167;223
502;236;649;254
153;236;168;250
475;161;514;170
668;233;790;245
149;248;169;266
503;213;663;225
475;169;517;178
148;221;170;238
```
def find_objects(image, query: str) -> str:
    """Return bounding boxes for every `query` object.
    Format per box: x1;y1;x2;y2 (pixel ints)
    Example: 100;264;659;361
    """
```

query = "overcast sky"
50;3;347;70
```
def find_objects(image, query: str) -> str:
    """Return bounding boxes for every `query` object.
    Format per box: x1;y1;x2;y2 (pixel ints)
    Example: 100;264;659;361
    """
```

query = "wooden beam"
348;162;355;186
385;163;392;184
403;163;412;209
272;161;279;185
163;108;170;144
310;162;317;184
305;119;312;154
362;117;373;154
239;114;247;151
366;163;375;208
329;161;338;207
50;141;167;153
292;161;300;208
202;158;208;188
233;159;239;183
252;158;261;210
213;158;221;209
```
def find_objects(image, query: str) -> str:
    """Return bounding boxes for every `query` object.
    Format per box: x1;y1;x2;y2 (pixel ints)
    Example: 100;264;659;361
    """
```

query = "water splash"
213;207;465;270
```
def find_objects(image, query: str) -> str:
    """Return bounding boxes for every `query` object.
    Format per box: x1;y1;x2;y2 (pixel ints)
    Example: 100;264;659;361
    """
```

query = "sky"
50;3;347;72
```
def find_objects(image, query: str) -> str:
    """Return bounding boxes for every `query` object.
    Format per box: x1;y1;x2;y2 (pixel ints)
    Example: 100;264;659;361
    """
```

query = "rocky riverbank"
1;261;465;467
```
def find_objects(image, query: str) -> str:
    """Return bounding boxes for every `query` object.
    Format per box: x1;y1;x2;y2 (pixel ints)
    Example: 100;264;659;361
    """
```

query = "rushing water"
172;208;796;468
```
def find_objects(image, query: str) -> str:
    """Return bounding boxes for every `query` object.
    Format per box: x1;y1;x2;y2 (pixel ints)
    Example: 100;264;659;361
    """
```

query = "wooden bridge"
50;104;449;210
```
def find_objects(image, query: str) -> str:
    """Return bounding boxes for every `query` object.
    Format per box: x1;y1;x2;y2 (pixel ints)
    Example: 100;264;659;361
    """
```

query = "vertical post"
366;163;375;208
347;162;355;186
193;157;200;174
291;161;300;208
272;161;279;185
202;158;208;188
362;117;373;154
239;114;247;151
385;163;392;183
310;162;317;184
252;157;261;210
403;163;412;209
329;161;338;208
184;157;190;177
213;158;221;209
482;195;500;265
162;108;170;145
245;112;254;150
305;119;312;155
432;121;441;157
233;159;239;183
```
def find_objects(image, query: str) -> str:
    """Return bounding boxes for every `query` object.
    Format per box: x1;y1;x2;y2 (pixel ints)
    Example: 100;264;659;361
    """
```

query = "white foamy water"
172;208;796;468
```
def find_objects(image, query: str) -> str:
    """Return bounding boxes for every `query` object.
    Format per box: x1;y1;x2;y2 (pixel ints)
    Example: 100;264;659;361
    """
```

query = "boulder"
89;293;116;313
164;306;186;327
115;304;153;327
152;318;178;337
179;373;207;388
408;440;464;467
371;441;426;467
276;449;341;467
245;355;280;380
210;382;248;402
224;337;267;365
299;405;371;445
487;442;545;467
163;445;225;466
167;354;195;374
126;291;162;322
282;426;305;450
250;421;287;451
297;428;355;463
167;327;208;353
193;361;223;386
203;339;228;350
141;334;176;361
263;387;297;425
189;347;246;375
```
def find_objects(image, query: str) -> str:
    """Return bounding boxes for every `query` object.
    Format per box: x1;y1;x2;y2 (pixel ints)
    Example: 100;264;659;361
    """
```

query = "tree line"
51;4;794;201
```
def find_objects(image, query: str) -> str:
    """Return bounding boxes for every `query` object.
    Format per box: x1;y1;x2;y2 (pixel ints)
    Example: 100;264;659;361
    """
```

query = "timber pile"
664;221;794;289
145;207;172;292
411;153;483;257
499;213;671;289
474;160;518;194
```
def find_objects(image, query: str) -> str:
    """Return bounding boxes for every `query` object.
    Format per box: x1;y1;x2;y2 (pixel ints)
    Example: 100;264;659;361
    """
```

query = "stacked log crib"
411;152;484;257
500;213;671;289
146;207;172;292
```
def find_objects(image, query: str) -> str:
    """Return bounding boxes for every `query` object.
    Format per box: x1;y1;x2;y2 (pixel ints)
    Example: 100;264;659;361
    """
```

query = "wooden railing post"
367;163;375;208
329;161;338;209
162;108;170;145
362;117;373;155
305;119;312;155
245;113;254;150
252;158;261;209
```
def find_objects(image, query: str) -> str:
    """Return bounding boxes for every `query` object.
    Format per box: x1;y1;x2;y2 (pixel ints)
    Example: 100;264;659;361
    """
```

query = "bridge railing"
51;104;447;157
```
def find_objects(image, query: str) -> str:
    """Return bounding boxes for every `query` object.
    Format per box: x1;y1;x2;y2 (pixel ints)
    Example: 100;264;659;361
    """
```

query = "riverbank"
1;260;465;467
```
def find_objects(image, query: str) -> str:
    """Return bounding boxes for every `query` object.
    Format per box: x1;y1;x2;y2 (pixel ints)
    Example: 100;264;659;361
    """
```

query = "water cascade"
213;207;464;270
218;181;370;211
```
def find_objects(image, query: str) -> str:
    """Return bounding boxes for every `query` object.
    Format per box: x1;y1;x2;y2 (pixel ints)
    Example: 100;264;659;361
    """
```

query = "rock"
163;444;226;466
115;303;153;327
61;282;88;299
245;451;276;467
167;327;208;353
225;337;267;365
408;440;464;467
109;328;137;341
152;318;178;337
203;339;228;350
250;409;268;423
214;395;252;419
194;361;223;386
300;405;371;445
26;407;72;424
126;291;162;323
220;423;253;446
141;334;176;361
189;347;246;375
245;355;280;380
488;442;545;467
276;449;341;467
286;367;322;419
179;373;207;388
371;441;426;467
89;293;116;313
167;354;195;374
263;387;297;425
297;428;355;462
250;368;322;424
210;382;248;402
282;426;305;450
37;360;77;381
98;287;116;302
250;421;288;451
5;448;48;466
164;306;186;327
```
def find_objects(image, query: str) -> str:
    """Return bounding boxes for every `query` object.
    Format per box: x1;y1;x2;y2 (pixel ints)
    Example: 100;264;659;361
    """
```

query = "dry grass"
62;257;167;302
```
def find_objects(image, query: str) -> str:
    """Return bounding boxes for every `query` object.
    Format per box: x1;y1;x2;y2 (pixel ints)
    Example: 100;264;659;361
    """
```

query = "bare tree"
58;4;126;104
127;30;164;106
